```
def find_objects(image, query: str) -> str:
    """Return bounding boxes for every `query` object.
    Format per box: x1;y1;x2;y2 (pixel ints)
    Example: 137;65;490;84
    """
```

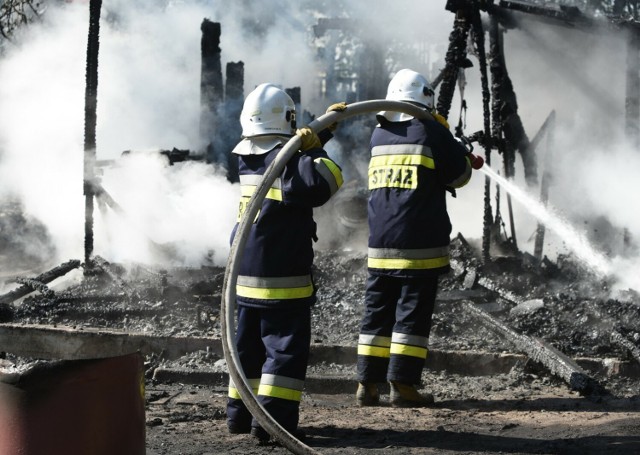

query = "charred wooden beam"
496;0;640;35
285;86;301;106
92;256;139;301
469;6;494;264
461;300;608;396
611;330;640;365
583;300;640;366
94;183;125;215
222;61;244;183
199;19;223;155
83;0;102;271
0;260;81;309
431;66;447;89
436;10;472;119
225;61;244;106
497;0;593;27
358;44;386;102
13;278;55;299
312;18;356;37
488;14;536;186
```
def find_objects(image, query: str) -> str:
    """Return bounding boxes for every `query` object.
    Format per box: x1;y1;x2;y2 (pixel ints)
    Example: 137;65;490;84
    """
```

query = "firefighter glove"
326;102;347;131
296;127;322;152
432;111;450;129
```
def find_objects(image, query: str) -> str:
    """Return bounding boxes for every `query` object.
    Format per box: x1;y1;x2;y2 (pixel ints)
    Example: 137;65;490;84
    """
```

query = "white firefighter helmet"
379;69;434;122
240;83;296;138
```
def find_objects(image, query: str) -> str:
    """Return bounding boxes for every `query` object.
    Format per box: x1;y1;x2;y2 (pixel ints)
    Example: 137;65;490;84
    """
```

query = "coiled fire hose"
221;100;432;455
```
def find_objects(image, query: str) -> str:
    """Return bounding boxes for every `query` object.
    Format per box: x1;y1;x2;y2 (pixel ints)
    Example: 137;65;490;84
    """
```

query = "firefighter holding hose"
356;69;483;407
225;83;344;442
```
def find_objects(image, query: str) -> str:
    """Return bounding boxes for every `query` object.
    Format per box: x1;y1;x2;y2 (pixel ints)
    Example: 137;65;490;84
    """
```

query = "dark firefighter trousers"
226;305;311;433
357;274;439;385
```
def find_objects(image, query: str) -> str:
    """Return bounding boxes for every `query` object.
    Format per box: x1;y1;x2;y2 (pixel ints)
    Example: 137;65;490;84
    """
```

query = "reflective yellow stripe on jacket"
369;144;434;190
367;246;450;270
237;175;283;221
314;157;344;196
236;274;314;300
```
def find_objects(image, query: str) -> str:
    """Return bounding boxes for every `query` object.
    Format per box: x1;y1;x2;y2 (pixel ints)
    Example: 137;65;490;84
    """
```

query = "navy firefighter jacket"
231;134;343;309
367;116;472;278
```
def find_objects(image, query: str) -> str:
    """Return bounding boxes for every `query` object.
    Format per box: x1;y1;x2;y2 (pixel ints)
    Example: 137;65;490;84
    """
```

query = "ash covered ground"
8;235;640;357
5;234;640;390
3;234;640;454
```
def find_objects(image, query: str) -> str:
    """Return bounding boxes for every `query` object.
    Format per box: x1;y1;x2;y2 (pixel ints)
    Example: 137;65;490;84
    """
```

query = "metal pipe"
221;100;431;454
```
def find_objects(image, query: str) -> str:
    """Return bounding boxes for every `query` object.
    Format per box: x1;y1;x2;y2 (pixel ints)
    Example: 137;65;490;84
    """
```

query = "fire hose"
221;100;432;455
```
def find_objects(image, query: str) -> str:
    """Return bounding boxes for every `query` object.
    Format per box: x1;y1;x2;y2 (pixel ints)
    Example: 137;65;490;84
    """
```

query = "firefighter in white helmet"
226;83;345;442
356;69;483;407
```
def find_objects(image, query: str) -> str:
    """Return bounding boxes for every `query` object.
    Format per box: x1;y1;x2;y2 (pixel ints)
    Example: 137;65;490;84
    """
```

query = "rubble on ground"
1;233;638;398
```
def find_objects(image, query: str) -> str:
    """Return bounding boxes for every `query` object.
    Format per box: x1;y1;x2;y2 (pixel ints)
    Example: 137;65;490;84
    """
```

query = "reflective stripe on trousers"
357;332;428;360
228;374;304;402
236;274;314;300
367;246;450;271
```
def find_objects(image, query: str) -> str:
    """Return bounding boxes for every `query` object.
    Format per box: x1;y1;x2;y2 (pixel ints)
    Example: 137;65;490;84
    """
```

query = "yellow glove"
296;127;322;152
432;111;450;130
326;102;347;113
326;102;347;132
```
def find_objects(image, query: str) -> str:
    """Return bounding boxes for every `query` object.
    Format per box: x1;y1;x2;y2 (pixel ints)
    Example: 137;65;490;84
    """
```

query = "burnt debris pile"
0;226;639;398
2;233;637;366
2;258;225;338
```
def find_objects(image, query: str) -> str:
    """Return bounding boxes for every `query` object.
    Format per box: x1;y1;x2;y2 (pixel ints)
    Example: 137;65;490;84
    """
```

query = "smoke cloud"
0;1;637;293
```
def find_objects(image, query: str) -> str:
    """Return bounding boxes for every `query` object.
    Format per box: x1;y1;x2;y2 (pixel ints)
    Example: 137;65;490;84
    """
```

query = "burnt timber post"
469;5;494;264
83;0;102;271
223;61;244;183
225;62;244;109
438;4;471;119
488;15;518;250
200;19;223;159
485;9;536;187
357;44;386;102
285;86;301;113
442;2;497;262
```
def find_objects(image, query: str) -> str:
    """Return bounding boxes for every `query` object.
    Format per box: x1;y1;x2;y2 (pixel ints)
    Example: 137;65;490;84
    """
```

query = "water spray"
480;164;612;277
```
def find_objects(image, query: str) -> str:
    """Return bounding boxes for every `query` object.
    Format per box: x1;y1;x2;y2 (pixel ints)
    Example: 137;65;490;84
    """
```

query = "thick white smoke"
447;15;640;293
0;1;637;292
0;0;450;272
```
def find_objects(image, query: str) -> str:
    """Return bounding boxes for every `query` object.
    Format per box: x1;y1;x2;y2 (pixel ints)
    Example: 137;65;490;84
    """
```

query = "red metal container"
0;352;145;455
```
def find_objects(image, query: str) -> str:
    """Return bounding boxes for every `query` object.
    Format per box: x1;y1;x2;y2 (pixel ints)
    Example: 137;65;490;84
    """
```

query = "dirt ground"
145;372;640;455
140;242;640;454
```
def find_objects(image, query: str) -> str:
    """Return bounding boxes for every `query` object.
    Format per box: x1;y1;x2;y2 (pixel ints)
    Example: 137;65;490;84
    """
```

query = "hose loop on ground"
221;100;431;455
